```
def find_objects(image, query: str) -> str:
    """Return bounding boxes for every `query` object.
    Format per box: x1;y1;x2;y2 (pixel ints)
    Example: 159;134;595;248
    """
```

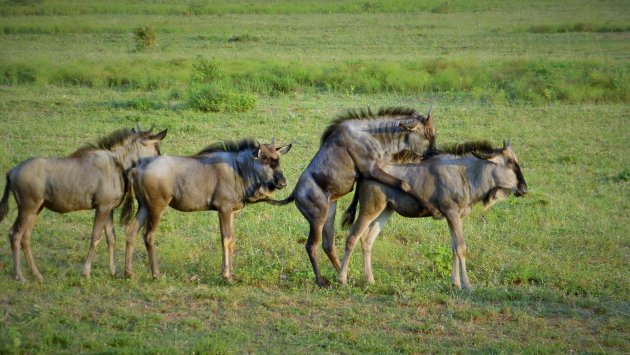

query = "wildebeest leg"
218;209;236;281
365;164;412;193
360;209;393;284
10;206;42;282
296;187;330;287
125;205;148;278
143;208;164;278
446;212;472;291
104;210;116;276
338;207;384;286
83;208;109;278
322;201;341;272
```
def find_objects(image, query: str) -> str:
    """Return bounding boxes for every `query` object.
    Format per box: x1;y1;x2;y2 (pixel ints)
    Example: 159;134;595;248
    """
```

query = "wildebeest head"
473;139;528;197
398;106;436;156
251;141;292;191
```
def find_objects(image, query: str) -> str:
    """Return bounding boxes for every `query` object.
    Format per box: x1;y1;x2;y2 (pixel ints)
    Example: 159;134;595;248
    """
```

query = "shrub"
188;83;256;112
134;25;156;51
191;57;224;84
1;64;37;85
188;58;257;112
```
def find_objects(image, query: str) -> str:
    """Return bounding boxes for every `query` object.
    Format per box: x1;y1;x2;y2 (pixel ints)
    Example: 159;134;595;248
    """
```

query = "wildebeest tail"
342;181;361;228
0;173;10;223
120;168;136;225
261;192;295;206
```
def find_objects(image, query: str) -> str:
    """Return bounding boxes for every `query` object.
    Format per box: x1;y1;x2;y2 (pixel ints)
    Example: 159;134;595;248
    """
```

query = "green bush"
1;63;37;85
134;25;156;51
188;83;256;112
188;58;257;112
191;57;224;84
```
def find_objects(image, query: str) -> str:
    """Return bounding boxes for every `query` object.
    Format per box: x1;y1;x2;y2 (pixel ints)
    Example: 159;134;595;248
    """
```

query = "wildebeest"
0;126;168;281
121;138;291;281
339;140;528;290
267;107;439;287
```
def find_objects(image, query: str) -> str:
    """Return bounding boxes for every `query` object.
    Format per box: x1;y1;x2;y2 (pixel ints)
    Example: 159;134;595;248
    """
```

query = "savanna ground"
0;0;628;353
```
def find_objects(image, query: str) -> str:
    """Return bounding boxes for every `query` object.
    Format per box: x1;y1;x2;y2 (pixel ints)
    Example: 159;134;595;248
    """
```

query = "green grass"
0;0;629;353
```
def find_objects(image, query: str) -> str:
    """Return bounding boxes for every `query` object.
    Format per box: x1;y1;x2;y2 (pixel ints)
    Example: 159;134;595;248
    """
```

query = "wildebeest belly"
168;195;210;212
385;190;432;218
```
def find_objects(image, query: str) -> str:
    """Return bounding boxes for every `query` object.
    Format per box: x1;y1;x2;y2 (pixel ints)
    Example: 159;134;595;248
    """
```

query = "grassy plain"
0;0;629;353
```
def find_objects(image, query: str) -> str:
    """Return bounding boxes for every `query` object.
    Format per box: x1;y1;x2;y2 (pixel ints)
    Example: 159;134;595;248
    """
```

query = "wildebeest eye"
269;159;279;169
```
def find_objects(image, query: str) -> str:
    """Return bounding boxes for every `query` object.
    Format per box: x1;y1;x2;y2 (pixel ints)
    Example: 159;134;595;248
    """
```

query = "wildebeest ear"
276;143;292;155
142;129;168;145
503;138;511;150
399;121;420;131
150;129;168;141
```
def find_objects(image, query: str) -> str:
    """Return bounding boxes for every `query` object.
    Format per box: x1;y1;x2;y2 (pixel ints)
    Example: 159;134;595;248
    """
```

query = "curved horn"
271;136;276;145
135;122;142;133
148;124;155;133
426;105;433;118
503;138;511;149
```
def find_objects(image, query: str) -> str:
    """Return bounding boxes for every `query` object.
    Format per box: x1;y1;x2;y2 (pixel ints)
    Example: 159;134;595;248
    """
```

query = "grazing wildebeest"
121;138;291;281
0;126;168;281
339;140;528;290
267;107;439;287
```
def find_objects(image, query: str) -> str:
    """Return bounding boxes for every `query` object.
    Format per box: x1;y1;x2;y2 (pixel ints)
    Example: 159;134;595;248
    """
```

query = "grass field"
0;0;629;353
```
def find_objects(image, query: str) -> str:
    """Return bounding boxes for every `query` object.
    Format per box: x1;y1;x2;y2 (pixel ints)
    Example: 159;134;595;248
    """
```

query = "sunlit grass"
0;0;628;352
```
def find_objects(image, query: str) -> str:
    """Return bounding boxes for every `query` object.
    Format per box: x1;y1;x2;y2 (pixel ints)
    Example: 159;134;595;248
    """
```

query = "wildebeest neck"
319;107;419;146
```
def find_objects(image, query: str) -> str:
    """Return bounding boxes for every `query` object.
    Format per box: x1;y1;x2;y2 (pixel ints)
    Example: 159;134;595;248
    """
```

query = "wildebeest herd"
0;107;528;290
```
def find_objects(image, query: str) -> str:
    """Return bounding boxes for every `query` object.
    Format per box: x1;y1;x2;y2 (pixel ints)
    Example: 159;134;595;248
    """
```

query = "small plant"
191;57;224;84
134;25;156;51
189;83;256;112
421;245;451;278
613;168;630;182
431;1;451;14
227;34;259;43
188;58;256;112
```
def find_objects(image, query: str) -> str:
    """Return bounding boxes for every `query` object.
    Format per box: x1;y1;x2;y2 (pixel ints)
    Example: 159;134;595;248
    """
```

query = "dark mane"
194;138;258;156
320;107;419;145
437;140;496;156
70;128;136;157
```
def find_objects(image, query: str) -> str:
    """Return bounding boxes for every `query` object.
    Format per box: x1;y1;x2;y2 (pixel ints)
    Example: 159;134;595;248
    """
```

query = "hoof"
316;278;332;289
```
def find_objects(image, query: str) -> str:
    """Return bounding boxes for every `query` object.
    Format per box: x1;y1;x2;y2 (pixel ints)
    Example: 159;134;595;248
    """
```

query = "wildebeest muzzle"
513;164;528;197
273;172;288;190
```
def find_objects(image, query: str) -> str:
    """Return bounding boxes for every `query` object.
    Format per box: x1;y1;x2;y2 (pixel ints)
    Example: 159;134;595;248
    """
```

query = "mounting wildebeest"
339;140;528;290
0;126;168;281
121;138;291;281
267;107;439;287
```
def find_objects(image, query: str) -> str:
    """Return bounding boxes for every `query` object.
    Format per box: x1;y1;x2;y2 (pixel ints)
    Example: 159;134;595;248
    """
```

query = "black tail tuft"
0;173;11;223
120;169;136;225
341;181;361;228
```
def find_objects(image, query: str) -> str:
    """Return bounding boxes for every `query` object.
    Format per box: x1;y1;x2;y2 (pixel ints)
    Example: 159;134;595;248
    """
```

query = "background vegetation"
0;0;628;352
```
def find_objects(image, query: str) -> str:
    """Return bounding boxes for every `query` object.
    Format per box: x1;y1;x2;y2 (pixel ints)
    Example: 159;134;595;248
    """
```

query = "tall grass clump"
1;63;37;85
134;25;156;51
527;22;630;34
188;58;256;112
